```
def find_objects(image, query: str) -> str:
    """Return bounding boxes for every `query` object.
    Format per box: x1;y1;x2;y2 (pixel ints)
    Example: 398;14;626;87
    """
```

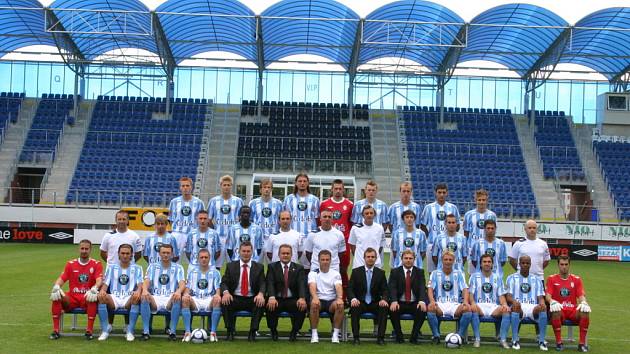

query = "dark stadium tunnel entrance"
7;167;47;204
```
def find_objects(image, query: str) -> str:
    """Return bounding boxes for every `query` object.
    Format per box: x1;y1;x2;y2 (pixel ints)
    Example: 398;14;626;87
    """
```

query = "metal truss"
523;27;573;93
45;8;152;36
610;65;630;92
43;8;86;77
362;20;466;48
151;12;175;80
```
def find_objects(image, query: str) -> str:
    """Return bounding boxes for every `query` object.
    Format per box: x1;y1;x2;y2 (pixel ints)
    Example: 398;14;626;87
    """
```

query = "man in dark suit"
348;247;389;345
388;249;428;344
220;241;266;341
266;244;307;341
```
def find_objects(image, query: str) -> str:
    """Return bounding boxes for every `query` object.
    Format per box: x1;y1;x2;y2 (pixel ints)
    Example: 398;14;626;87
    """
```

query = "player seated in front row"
308;250;345;344
49;240;103;340
427;250;472;344
97;243;143;341
139;244;186;341
181;249;222;343
506;255;548;351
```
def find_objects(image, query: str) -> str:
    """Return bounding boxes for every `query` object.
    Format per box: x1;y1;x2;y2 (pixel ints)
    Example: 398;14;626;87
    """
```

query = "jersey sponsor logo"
197;238;208;248
118;274;130;285
159;274;170;285
485;248;496;257
447;241;458;252
262;207;272;218
78;273;89;283
332;210;342;220
239;233;250;242
437;210;446;221
197;278;208;290
404;237;415;247
520;283;531;293
560;287;570;297
482;282;493;294
442;280;453;291
297;201;308;211
154;242;163;252
220;205;232;215
476;219;485;229
181;206;192;216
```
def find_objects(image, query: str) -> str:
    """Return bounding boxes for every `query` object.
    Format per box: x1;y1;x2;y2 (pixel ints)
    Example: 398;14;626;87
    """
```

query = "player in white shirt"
506;255;548;351
348;205;386;269
168;176;206;255
467;254;511;348
97;244;144;341
226;206;264;262
351;180;390;227
432;214;468;272
509;219;551;278
249;178;284;257
283;173;320;236
143;213;179;264
266;210;304;263
391;209;427;269
181;249;222;343
207;175;243;269
463;189;497;273
469;219;507;277
100;210;142;266
308;250;345;344
139;244;186;341
185;210;221;268
427;250;472;344
304;208;346;272
421;183;460;273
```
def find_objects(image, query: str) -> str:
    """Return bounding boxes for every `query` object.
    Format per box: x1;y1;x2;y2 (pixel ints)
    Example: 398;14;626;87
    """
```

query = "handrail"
407;141;521;156
86;130;203;146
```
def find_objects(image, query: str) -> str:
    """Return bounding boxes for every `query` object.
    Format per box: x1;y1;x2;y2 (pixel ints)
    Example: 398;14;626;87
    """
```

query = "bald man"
509;220;550;278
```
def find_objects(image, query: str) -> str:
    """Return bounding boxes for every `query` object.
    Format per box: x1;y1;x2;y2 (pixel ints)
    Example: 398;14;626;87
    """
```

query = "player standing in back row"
169;176;206;258
388;182;422;268
463;189;496;273
421;183;460;272
283;173;320;269
249;178;283;261
208;175;243;269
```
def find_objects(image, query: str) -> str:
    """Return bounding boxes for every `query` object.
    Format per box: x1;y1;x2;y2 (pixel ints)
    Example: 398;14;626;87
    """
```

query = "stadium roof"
1;0;630;83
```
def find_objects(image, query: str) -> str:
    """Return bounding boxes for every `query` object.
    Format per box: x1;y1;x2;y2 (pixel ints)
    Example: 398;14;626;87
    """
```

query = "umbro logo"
573;249;597;257
49;232;73;240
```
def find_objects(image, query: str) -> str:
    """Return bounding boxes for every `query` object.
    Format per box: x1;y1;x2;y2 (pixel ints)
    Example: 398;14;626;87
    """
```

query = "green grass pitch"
1;243;629;354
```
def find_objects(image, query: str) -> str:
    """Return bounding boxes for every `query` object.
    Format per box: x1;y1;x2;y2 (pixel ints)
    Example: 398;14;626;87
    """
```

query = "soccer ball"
444;332;462;348
190;328;208;344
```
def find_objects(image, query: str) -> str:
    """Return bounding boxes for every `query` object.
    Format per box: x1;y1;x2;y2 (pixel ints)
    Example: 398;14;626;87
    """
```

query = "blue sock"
511;312;521;342
141;301;151;334
182;308;191;333
537;311;548;343
458;312;472;338
98;304;109;332
471;312;480;340
499;313;510;341
169;302;181;333
427;312;440;337
211;307;222;333
128;304;140;334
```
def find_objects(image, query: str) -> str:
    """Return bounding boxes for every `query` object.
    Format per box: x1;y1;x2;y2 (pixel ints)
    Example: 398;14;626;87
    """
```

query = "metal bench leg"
341;316;347;341
567;326;574;342
72;314;78;330
59;313;64;333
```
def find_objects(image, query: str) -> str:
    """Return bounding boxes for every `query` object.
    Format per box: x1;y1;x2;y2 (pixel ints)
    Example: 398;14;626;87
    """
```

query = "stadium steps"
0;98;38;200
369;109;403;204
193;102;214;196
570;123;618;222
514;114;564;220
200;104;239;198
40;100;96;204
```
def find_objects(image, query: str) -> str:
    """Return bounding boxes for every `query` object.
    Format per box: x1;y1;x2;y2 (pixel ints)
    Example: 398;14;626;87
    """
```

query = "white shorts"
477;303;499;318
172;232;187;260
192;297;212;312
426;243;436;272
215;236;228;268
153;295;171;313
112;294;132;310
520;303;536;320
437;301;461;317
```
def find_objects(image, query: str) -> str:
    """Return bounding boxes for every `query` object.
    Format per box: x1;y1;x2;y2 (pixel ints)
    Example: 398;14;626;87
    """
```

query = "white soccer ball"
444;332;462;348
191;328;208;344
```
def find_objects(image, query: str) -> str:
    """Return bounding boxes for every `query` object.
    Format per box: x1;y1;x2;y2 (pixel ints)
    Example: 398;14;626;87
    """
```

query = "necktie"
283;264;289;298
365;269;372;304
241;264;249;296
405;269;412;302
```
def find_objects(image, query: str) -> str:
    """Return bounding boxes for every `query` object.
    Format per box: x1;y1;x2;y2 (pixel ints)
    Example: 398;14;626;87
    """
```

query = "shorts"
65;293;88;310
318;299;337;314
426;243;436;272
437;301;460;317
153;295;172;313
520;303;536;320
171;232;187;259
112;294;132;310
477;303;499;318
192;297;216;312
215;236;228;268
560;306;578;322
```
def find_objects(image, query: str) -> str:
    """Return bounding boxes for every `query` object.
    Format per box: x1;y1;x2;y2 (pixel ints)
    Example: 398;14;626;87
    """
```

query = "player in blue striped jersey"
387;182;422;268
169;177;206;254
463;189;497;273
421;183;460;273
283;173;320;236
143;214;179;264
207;175;243;269
139;244;186;341
351;180;390;227
185;210;221;269
432;214;468;272
226;206;264;262
469;219;507;277
181;249;222;343
249;178;283;255
467;254;511;348
390;210;427;269
427;250;472;343
97;244;143;341
506;255;548;351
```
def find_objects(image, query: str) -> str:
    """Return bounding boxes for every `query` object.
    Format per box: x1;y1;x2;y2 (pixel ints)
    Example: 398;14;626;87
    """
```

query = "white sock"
312;329;318;336
333;328;340;336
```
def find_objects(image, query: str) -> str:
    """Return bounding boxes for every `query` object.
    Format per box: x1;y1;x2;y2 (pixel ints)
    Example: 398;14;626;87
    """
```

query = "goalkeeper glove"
85;286;99;302
576;301;591;313
549;300;562;312
50;284;65;301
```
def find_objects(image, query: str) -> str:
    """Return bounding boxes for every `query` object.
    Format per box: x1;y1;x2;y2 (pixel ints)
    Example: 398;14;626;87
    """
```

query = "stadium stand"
237;100;371;175
0;92;24;144
401;106;539;218
530;110;584;180
19;94;73;164
66;96;209;205
593;140;630;220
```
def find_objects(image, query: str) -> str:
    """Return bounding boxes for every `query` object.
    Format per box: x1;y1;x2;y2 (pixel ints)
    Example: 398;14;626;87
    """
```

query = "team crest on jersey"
560;287;570;297
240;234;250;242
262;207;272;218
197;278;208;290
197;238;208;248
159;274;170;285
437;210;446;221
221;204;232;215
404;237;415;247
482;282;493;293
181;206;192;216
520;283;531;293
447;241;458;252
154;242;163;252
118;274;130;285
485;248;496;257
78;274;89;283
476;219;485;229
332;210;342;220
297;201;307;211
442;280;453;291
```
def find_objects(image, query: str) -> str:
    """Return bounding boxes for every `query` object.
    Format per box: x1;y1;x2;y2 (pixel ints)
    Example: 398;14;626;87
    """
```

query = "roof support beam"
44;8;86;77
436;24;468;124
610;64;630;92
347;19;364;121
256;15;265;117
152;12;176;116
523;26;572;92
